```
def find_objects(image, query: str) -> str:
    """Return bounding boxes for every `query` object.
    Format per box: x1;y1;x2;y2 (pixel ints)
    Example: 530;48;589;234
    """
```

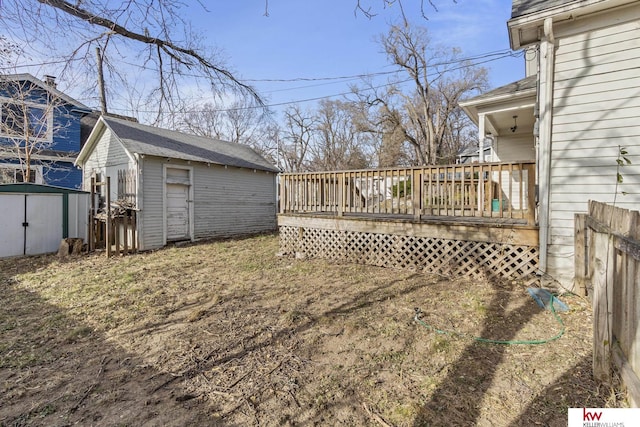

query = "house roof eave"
0;73;92;113
508;0;637;50
460;76;537;123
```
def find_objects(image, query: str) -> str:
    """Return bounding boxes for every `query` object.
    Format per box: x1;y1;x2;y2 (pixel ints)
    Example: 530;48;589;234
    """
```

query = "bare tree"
179;102;226;140
0;37;21;69
354;0;448;22
0;77;67;183
355;24;487;166
281;105;316;173
308;99;372;171
1;0;261;122
176;96;268;146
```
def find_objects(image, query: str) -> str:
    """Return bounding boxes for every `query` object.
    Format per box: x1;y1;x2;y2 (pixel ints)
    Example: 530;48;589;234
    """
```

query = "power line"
3;48;522;114
105;50;521;115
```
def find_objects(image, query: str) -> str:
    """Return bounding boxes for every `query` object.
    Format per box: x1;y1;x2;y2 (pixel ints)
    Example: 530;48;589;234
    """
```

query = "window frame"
0;96;54;143
0;163;44;184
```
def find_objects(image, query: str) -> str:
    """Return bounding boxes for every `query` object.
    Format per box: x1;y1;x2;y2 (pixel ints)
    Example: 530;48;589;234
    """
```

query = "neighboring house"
460;0;640;289
456;145;495;164
0;73;91;189
76;115;280;251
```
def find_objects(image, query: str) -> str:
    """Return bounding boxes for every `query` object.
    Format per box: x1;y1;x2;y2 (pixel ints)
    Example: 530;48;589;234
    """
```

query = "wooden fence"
575;201;640;405
280;161;536;225
89;175;137;257
117;168;137;205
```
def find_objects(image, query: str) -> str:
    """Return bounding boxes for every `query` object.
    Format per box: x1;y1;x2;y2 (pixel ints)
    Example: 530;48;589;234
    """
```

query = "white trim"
0;96;54;143
162;163;194;246
0;162;44;184
508;0;638;49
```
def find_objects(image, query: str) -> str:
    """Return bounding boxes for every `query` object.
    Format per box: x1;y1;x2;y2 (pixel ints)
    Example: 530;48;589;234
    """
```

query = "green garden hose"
413;298;566;345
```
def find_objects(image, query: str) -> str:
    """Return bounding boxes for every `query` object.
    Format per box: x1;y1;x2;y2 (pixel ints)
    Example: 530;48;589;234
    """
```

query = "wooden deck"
278;162;540;284
279;161;537;226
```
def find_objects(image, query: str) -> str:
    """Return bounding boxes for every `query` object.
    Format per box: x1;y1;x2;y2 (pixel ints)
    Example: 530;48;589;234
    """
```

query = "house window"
0;164;42;184
0;98;53;142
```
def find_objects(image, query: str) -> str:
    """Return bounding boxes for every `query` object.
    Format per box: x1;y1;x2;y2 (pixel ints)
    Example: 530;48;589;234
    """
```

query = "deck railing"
279;161;536;225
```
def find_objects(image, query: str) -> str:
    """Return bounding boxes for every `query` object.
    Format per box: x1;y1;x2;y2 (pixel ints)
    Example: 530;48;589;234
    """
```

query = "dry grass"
0;233;626;426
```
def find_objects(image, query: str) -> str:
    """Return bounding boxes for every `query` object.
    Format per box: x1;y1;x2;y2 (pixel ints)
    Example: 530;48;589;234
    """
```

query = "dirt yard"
0;233;625;426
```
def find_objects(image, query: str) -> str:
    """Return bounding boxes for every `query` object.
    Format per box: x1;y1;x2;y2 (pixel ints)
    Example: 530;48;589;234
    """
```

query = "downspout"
538;17;556;275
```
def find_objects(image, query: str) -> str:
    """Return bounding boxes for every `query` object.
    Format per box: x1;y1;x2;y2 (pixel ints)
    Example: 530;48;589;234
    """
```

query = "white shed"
76;116;279;251
0;183;89;258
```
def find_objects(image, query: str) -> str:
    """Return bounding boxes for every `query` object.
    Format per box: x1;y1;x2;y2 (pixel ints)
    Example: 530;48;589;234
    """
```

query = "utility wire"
4;48;521;114
104;50;521;114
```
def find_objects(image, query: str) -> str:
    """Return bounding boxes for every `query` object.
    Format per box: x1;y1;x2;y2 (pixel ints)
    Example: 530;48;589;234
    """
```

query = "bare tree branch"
37;0;261;103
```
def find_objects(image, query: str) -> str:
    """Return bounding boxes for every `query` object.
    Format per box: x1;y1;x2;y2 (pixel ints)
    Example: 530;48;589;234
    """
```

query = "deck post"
338;172;344;217
526;163;536;226
412;169;421;220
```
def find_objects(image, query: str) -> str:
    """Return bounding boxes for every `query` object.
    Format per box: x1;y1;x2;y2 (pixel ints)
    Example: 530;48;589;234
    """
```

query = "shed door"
165;168;191;241
26;195;63;254
0;194;25;257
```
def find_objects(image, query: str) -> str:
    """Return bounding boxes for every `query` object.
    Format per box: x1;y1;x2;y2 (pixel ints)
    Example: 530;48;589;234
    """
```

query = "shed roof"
96;116;279;173
0;182;88;194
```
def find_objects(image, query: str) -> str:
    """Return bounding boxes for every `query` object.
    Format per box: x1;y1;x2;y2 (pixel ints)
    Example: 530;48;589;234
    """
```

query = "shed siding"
547;18;640;285
192;164;276;239
139;157;165;250
82;128;125;180
82;127;134;201
137;158;276;250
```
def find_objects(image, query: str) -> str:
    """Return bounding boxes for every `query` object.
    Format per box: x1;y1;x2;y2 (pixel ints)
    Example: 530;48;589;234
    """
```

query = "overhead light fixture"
510;115;518;133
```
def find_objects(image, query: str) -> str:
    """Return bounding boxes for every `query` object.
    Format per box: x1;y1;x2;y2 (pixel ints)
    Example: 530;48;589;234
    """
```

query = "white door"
26;195;63;255
0;194;25;257
165;168;190;241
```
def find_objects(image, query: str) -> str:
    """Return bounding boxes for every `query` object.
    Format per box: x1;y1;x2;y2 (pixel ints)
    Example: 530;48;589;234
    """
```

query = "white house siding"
494;134;535;163
547;14;640;287
193;164;276;239
492;135;536;211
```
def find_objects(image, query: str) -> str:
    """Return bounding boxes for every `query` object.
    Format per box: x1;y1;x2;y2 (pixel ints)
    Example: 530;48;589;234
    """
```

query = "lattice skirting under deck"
279;225;539;285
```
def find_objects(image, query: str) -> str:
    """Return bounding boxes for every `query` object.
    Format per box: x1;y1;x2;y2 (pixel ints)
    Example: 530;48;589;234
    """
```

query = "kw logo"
583;408;603;421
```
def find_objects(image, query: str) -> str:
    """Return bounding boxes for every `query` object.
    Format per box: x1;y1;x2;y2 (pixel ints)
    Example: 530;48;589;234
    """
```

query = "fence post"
89;176;95;252
592;230;614;383
574;213;588;296
106;176;111;258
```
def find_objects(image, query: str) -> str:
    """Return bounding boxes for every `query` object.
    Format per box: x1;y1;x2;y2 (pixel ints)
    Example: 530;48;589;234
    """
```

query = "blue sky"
187;0;525;111
6;0;525;118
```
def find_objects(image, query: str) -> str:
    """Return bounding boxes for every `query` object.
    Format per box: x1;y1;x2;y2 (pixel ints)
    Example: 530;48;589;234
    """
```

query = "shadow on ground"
0;270;215;427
